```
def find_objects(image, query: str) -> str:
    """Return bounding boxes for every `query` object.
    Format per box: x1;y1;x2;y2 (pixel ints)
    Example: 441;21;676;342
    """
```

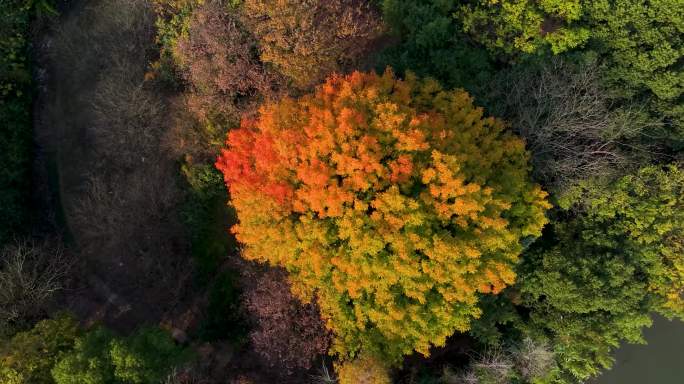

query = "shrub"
216;69;550;362
337;355;391;384
241;0;383;88
0;314;80;384
242;268;330;372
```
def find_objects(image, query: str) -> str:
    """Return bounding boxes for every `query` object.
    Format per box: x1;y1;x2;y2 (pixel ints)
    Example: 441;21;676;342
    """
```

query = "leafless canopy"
486;58;655;192
511;338;556;381
49;0;191;321
0;238;71;332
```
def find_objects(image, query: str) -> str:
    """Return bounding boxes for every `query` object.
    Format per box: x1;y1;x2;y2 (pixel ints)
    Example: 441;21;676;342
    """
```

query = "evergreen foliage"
379;0;494;94
0;0;38;244
518;165;684;380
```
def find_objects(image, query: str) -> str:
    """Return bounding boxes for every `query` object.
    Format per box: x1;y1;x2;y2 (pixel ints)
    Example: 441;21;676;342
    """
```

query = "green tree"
458;0;589;55
109;327;187;384
0;314;80;384
51;327;116;384
518;165;684;380
379;0;494;94
585;0;684;132
0;0;36;244
52;327;187;384
454;0;684;134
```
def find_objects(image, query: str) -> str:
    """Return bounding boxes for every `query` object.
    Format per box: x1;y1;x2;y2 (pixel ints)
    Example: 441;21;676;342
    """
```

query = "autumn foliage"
242;268;330;372
337;354;391;384
216;69;550;362
241;0;382;88
174;1;280;120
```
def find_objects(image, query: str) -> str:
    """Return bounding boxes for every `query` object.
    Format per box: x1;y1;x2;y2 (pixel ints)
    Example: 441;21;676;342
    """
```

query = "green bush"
198;271;246;342
1;315;186;384
52;326;188;384
458;0;589;55
109;328;189;384
51;327;117;384
179;163;234;277
151;0;204;63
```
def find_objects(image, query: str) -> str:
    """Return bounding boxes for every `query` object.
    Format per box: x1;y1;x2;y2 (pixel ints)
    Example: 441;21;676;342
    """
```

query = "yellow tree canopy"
216;69;550;362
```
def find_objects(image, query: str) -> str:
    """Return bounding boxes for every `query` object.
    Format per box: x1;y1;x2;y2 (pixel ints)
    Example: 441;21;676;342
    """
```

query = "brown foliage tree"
241;0;383;88
242;268;330;373
174;0;280;121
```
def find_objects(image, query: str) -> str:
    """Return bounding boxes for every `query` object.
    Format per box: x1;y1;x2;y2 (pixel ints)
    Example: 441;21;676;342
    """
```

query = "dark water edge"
592;315;684;384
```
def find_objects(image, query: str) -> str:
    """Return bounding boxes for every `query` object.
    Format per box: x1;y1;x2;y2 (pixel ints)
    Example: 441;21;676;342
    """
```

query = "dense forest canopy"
0;0;682;383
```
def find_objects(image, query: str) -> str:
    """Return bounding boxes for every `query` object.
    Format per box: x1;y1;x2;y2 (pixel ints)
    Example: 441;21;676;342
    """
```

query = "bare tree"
53;0;156;79
163;367;213;384
441;348;514;384
310;360;337;384
90;69;167;170
71;165;182;262
485;58;656;192
510;338;556;381
471;348;514;384
0;238;71;332
43;0;192;325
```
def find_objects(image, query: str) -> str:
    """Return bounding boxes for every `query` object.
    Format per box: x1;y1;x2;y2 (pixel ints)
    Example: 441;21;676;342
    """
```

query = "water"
592;315;684;384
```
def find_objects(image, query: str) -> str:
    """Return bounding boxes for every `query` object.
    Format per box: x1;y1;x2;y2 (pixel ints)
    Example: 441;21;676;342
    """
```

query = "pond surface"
592;315;684;384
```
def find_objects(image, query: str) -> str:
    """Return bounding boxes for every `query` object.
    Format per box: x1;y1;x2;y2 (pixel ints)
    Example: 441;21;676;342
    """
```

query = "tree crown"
216;69;550;361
